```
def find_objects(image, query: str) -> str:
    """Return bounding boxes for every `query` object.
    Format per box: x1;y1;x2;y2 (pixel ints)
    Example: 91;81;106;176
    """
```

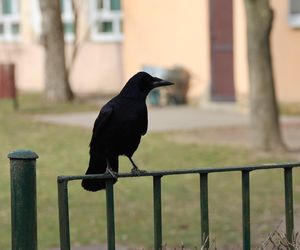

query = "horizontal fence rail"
57;162;300;250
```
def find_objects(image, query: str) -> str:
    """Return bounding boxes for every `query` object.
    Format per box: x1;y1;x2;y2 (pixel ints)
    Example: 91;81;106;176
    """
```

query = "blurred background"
1;0;300;249
0;0;299;107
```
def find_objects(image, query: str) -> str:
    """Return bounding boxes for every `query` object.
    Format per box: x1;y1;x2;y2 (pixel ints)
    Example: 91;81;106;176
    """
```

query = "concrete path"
34;106;300;132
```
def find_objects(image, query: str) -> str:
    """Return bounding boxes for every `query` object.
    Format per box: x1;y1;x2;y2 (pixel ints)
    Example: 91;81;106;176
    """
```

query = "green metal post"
58;178;71;250
153;176;162;250
8;150;39;250
242;170;250;250
106;179;116;250
200;173;209;249
284;168;294;248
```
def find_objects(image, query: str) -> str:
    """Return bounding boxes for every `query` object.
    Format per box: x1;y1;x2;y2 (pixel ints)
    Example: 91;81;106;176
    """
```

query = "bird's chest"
113;113;142;139
110;103;146;155
115;101;146;130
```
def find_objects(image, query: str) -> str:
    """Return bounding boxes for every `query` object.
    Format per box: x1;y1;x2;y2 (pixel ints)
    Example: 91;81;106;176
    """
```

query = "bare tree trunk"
39;0;74;102
244;0;286;151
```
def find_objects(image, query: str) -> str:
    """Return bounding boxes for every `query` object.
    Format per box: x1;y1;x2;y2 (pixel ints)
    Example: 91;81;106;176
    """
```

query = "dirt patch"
166;123;300;160
167;125;250;147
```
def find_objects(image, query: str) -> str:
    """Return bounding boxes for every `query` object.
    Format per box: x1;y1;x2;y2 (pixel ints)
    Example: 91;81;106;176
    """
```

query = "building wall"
123;0;300;105
234;0;300;105
68;42;124;94
233;0;249;107
122;0;210;102
0;0;123;95
271;0;300;103
1;0;299;103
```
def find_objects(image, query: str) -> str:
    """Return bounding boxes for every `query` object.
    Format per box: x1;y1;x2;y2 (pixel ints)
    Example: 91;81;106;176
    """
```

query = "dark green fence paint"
8;150;38;250
56;163;299;249
8;150;299;249
153;176;162;250
200;173;209;249
105;179;116;250
242;170;250;250
58;178;71;250
54;163;300;250
284;168;294;248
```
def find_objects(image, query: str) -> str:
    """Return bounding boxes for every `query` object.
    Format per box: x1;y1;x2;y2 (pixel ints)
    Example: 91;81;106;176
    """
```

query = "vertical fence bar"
242;170;250;250
8;150;39;250
284;168;294;247
153;176;162;250
58;178;71;250
200;173;209;249
106;178;116;250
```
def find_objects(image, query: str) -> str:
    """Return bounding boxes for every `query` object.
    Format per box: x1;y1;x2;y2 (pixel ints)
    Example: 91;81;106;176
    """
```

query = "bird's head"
119;71;174;99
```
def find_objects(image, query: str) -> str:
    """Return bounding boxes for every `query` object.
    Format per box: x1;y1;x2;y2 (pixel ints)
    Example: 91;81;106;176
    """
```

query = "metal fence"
58;163;300;250
8;150;300;250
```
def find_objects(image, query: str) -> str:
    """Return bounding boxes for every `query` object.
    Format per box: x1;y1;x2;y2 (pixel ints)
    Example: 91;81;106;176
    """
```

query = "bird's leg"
128;157;147;175
104;159;118;179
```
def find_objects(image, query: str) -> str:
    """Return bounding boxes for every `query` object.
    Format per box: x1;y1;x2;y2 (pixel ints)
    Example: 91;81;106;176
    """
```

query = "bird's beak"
152;79;174;88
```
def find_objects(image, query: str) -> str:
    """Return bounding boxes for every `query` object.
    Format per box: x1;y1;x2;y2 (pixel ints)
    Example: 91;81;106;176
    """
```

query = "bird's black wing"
89;104;114;149
140;104;148;136
82;104;115;192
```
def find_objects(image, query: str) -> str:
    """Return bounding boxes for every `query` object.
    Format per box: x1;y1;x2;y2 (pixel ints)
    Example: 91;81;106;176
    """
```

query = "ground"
169;123;300;160
35;105;300;157
3;95;300;249
41;106;300;250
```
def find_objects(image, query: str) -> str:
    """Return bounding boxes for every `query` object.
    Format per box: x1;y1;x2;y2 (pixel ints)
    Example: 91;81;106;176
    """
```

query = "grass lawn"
1;94;300;249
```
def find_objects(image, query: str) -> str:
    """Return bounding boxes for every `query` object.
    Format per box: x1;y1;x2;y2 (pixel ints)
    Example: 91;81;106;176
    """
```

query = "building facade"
0;0;299;105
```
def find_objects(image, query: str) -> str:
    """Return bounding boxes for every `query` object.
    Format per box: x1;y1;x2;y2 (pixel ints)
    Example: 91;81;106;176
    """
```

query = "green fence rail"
57;162;300;250
7;150;300;250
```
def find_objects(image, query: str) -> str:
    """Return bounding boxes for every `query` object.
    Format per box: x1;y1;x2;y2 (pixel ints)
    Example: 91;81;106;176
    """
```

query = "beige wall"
123;0;300;104
2;0;299;103
122;0;210;102
0;0;123;95
271;0;300;103
6;41;124;94
234;0;300;104
68;42;123;94
233;0;249;107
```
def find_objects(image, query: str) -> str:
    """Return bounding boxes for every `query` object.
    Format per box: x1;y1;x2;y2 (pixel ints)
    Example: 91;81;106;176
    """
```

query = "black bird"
82;71;174;191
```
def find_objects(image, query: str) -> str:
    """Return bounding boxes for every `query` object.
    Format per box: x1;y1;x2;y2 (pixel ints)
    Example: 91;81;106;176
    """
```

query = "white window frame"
31;0;41;36
288;0;300;28
89;0;123;42
0;0;21;42
31;0;75;43
61;0;75;42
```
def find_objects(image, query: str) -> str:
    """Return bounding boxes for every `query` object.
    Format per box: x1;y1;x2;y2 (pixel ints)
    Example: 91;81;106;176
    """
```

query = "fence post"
242;170;251;250
58;178;71;250
153;176;162;250
8;149;39;250
200;173;209;249
284;168;294;247
106;179;116;250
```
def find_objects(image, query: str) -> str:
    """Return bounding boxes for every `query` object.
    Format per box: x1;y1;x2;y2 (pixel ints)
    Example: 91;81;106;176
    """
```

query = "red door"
210;0;235;102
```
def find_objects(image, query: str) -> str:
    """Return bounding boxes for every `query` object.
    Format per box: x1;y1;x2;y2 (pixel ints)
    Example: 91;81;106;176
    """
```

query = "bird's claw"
131;166;147;175
105;168;118;179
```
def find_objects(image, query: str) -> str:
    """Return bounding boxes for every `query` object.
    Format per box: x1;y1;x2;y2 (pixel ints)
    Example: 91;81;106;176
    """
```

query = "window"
90;0;123;42
288;0;300;28
0;0;20;42
60;0;74;42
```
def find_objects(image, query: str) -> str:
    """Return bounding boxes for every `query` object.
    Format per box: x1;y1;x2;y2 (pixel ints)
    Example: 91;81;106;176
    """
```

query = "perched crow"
82;71;174;191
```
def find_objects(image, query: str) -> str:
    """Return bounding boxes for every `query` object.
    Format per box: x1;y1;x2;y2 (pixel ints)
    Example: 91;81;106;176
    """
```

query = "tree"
244;0;286;151
66;0;90;84
39;0;74;102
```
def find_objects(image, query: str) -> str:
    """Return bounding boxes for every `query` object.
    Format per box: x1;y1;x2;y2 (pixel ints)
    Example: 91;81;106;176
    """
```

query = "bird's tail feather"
81;155;118;192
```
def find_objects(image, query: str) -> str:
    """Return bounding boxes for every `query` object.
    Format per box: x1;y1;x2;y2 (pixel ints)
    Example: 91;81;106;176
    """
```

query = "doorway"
209;0;235;102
